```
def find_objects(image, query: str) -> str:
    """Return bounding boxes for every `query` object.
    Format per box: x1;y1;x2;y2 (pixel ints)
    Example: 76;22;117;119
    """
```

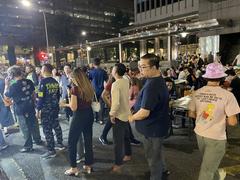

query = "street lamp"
86;46;91;51
20;0;50;58
86;46;91;64
21;0;31;7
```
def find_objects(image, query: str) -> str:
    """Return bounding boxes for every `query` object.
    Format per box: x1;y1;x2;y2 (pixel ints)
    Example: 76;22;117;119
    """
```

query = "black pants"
101;119;112;139
101;117;136;142
112;119;131;165
68;108;94;168
41;110;63;151
64;95;73;121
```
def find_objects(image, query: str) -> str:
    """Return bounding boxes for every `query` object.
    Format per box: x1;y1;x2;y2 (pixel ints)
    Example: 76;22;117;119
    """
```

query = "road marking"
0;158;27;180
225;152;240;161
222;165;240;176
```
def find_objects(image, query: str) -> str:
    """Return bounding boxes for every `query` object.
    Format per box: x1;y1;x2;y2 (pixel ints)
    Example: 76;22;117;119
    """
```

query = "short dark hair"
114;63;126;76
164;77;174;83
7;65;23;78
43;63;53;73
94;58;101;66
64;63;71;69
205;78;224;82
225;69;236;76
141;53;160;69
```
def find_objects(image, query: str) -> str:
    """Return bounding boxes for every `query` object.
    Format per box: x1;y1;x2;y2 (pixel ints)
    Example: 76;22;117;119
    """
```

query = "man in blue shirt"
36;64;64;159
89;58;108;124
129;54;170;180
4;65;42;153
60;64;73;121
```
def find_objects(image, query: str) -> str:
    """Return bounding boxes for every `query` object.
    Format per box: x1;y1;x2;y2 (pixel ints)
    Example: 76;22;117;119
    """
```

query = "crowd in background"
0;51;240;180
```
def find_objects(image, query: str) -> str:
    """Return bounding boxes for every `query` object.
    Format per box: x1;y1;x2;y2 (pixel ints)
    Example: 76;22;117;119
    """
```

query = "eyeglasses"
138;65;151;70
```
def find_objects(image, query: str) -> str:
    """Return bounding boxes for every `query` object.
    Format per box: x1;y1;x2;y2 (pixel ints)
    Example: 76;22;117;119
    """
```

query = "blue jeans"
17;113;41;148
0;128;6;146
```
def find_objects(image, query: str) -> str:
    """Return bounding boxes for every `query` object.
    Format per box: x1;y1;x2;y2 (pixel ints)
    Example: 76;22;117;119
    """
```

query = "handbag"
91;92;101;112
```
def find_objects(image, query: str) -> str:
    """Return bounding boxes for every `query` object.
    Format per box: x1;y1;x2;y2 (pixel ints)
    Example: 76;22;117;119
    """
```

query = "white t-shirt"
189;86;240;140
178;71;187;80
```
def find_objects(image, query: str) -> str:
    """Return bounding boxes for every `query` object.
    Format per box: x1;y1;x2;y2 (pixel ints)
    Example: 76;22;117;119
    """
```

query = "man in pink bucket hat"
188;63;239;180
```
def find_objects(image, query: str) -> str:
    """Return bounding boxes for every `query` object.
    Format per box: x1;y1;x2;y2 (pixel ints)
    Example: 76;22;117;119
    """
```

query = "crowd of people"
0;52;240;180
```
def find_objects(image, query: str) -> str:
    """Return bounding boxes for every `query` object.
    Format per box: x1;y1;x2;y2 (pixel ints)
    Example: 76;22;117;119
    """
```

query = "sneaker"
99;136;113;145
20;147;34;153
0;144;9;151
41;151;56;159
218;168;226;180
55;143;66;150
130;139;141;146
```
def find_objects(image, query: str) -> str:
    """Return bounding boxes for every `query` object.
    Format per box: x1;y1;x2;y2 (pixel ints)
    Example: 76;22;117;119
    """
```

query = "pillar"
140;39;147;57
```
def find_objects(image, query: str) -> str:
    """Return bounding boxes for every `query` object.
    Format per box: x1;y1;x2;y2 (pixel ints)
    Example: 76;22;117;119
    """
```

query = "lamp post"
21;0;50;57
42;11;49;56
86;40;91;65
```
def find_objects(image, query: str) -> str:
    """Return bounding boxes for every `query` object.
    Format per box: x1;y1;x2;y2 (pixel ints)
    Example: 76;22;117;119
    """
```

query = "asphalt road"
1;116;240;180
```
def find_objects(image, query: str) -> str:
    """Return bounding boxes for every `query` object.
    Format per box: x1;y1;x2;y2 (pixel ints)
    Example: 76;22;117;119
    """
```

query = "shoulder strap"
93;91;98;102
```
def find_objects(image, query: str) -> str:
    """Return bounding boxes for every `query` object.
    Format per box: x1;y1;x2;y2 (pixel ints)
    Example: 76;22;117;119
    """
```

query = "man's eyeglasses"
138;65;151;70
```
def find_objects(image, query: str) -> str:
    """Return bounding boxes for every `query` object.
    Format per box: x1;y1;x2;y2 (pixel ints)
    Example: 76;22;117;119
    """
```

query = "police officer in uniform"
36;64;64;159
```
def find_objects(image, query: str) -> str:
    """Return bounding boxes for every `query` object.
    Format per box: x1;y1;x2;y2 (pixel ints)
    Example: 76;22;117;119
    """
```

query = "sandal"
123;156;131;162
111;165;122;173
64;168;80;176
83;165;92;174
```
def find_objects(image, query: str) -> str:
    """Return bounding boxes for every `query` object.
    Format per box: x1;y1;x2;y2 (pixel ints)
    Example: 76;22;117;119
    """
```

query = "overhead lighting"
180;32;189;38
21;0;31;7
81;31;87;36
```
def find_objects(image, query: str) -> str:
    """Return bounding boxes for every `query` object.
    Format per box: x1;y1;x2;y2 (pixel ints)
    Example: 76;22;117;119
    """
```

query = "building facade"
0;0;133;65
131;0;240;64
0;0;133;46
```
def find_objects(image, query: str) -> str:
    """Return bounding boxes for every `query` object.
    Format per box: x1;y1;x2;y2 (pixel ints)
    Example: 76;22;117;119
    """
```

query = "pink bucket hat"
202;63;227;79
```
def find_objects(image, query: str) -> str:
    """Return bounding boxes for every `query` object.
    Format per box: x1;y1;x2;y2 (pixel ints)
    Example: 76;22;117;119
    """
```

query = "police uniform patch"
38;92;44;97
